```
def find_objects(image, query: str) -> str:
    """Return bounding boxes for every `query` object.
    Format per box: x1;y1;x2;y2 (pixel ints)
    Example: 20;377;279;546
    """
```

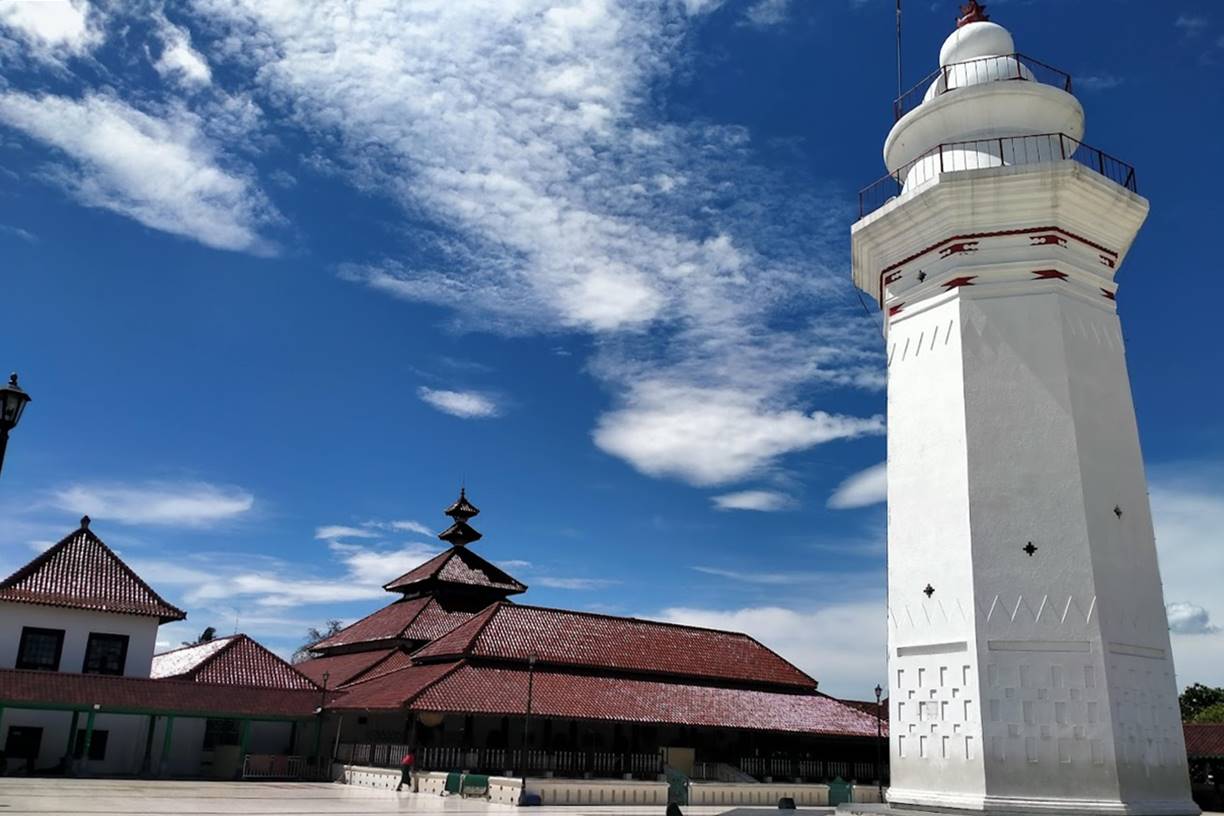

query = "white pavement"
0;779;822;816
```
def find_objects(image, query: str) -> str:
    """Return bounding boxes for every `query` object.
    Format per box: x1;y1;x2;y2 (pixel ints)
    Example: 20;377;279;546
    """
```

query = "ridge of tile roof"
150;634;318;690
382;547;526;595
0;520;185;622
411;602;817;689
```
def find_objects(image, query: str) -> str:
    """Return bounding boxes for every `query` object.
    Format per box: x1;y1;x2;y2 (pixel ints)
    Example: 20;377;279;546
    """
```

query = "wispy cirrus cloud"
827;462;886;509
418;387;501;419
534;576;621;590
0;91;277;253
712;489;795;512
49;481;254;527
190;0;884;490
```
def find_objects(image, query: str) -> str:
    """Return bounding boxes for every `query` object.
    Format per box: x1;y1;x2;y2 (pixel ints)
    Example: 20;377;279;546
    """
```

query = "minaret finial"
956;0;989;28
439;487;482;547
80;515;91;529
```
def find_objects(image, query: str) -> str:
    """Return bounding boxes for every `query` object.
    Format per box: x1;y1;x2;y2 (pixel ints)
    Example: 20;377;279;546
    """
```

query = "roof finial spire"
80;515;91;529
440;486;482;547
956;0;989;28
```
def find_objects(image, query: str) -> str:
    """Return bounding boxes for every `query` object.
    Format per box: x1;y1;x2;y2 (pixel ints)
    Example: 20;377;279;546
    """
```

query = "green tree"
293;619;344;663
1179;683;1224;721
182;626;217;647
1192;701;1224;724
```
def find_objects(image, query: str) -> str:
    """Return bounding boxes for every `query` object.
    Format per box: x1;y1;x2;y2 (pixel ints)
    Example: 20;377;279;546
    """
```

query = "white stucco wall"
0;601;159;677
853;43;1195;810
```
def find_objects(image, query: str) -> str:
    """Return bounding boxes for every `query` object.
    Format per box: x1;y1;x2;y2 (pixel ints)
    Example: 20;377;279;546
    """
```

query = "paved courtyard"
0;779;809;816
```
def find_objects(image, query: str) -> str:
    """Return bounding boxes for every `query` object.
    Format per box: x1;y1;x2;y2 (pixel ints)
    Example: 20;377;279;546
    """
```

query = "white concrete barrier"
526;778;668;806
852;786;885;804
689;782;831;807
339;764;400;790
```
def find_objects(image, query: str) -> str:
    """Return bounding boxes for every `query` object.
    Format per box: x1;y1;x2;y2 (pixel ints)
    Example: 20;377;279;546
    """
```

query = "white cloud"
1167;602;1218;635
742;0;789;27
1078;74;1123;92
314;525;379;541
192;0;883;488
828;462;887;509
50;481;254;527
659;602;886;698
712;489;794;512
151;14;212;87
1174;14;1208;35
1149;472;1224;687
534;576;619;590
388;519;433;536
418;387;501;419
0;0;100;61
594;381;883;486
0;91;277;253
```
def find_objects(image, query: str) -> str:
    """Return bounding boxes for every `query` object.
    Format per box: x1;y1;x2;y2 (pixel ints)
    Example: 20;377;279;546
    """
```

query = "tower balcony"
893;53;1072;121
858;132;1137;219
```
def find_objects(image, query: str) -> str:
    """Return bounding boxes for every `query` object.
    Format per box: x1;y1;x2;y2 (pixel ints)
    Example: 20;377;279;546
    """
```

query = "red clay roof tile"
412;603;816;689
409;664;878;736
0;668;318;719
311;597;480;651
383;548;525;595
152;635;318;690
0;522;185;622
326;661;461;711
1184;723;1224;758
295;649;399;688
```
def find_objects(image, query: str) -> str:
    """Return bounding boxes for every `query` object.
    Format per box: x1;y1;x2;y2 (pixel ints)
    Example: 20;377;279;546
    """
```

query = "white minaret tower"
852;3;1197;814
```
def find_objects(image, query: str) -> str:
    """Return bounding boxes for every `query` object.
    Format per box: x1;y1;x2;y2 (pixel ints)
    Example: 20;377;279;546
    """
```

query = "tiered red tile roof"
382;547;526;595
310;596;483;652
0;517;185;622
1184;723;1224;758
412;602;816;690
0;668;319;719
151;635;319;690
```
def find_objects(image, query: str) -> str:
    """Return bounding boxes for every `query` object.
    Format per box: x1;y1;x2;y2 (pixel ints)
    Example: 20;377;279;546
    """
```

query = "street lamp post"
519;654;537;805
0;373;32;478
874;683;884;802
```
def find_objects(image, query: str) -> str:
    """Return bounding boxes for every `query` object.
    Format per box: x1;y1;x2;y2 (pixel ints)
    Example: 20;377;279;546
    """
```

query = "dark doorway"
5;726;44;773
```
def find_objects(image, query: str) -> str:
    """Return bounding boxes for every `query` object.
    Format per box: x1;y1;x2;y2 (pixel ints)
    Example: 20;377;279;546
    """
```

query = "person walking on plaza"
396;749;415;792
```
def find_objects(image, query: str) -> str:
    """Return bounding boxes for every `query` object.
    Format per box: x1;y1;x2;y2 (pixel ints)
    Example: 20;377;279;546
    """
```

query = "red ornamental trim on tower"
942;275;978;289
956;1;989;28
1030;234;1068;248
1032;269;1069;280
876;227;1120;308
939;241;979;259
1100;288;1117;301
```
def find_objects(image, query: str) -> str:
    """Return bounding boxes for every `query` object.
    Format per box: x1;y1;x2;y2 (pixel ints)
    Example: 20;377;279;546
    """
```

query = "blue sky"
1;0;1222;698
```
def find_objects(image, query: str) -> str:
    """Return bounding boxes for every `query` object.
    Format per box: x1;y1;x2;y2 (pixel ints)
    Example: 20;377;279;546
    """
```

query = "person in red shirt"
396;750;415;792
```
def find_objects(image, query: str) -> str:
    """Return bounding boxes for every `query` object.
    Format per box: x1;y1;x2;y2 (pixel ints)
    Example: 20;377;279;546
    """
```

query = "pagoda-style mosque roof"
295;486;881;740
308;489;525;656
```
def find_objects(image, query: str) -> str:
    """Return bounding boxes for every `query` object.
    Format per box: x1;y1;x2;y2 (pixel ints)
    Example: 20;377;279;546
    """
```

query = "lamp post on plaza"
519;653;537;804
0;373;32;478
874;684;884;802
